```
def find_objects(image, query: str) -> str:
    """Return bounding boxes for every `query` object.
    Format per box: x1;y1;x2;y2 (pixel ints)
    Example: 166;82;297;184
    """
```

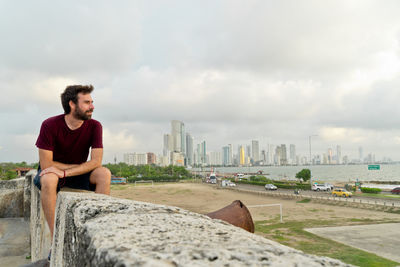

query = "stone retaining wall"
48;192;351;266
0;173;352;266
0;177;25;218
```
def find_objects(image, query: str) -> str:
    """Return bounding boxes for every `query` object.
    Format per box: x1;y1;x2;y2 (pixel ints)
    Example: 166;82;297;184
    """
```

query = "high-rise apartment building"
200;141;207;165
163;134;173;157
280;144;287;165
327;148;333;164
274;146;281;165
228;144;233;165
123;153;134;165
222;146;230;166
336;145;342;164
171;120;185;153
209;151;222;166
251;140;260;163
147;152;156;165
289;144;296;164
267;144;274;165
186;133;194;166
261;150;266;164
124;153;147;165
239;145;245;166
170;152;184;166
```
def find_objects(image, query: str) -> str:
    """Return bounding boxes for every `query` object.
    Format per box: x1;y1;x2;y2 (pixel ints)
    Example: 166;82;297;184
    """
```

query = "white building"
251;140;260;163
209;151;222;166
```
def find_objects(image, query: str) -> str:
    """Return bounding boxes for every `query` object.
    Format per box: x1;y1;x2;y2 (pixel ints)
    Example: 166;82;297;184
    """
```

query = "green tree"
5;170;18;180
295;169;311;182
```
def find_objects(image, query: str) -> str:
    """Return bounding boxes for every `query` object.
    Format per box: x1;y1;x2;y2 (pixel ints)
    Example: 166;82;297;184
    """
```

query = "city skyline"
1;1;400;164
120;120;391;167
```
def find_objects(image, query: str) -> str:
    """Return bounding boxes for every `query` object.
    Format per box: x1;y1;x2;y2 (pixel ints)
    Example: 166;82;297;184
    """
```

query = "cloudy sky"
1;0;400;164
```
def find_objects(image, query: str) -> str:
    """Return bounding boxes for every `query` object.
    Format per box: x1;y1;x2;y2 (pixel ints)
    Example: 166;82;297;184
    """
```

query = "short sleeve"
91;121;103;148
35;121;55;151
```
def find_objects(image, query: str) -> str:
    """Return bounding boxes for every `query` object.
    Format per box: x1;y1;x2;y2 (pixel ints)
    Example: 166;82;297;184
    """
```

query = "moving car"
324;183;334;190
332;188;352;198
265;184;277;190
312;184;330;191
391;187;400;194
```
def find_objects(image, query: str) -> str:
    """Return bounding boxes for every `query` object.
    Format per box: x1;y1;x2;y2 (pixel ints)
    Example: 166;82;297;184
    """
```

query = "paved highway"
229;183;400;207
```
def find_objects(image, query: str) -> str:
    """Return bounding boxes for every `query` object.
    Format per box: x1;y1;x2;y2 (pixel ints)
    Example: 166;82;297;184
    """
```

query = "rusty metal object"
206;200;254;233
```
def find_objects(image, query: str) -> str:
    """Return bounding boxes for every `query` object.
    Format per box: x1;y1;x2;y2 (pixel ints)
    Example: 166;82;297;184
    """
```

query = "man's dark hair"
61;85;94;114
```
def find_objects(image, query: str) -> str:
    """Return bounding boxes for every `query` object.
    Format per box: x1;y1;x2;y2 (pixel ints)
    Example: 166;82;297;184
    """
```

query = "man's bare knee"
90;167;111;185
41;173;59;191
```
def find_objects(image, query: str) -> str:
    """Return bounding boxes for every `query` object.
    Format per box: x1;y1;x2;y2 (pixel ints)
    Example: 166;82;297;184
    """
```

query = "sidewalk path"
305;223;400;263
0;218;31;267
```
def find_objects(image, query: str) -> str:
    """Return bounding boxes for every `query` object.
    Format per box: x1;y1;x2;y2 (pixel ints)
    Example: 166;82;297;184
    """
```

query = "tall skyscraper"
327;148;333;164
228;144;233;165
251;140;260;163
289;144;296;165
209;151;222;165
275;146;281;165
201;141;207;165
171;120;185;153
261;150;266;164
359;146;363;162
336;145;342;164
222;146;230;166
280;144;287;165
186;133;194;166
267;144;274;165
163;134;173;157
239;145;245;166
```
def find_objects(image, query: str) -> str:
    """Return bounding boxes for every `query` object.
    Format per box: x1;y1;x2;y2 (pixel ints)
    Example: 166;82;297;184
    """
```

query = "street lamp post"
309;135;318;165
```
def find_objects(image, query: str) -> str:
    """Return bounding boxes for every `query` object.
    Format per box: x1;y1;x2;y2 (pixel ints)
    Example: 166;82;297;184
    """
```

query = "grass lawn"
255;218;400;267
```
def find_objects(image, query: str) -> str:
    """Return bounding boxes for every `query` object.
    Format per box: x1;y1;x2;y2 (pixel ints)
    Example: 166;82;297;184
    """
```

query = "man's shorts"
33;168;96;192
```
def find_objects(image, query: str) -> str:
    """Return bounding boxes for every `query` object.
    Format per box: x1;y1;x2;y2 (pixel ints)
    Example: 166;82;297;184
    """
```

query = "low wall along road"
224;185;400;212
0;171;353;266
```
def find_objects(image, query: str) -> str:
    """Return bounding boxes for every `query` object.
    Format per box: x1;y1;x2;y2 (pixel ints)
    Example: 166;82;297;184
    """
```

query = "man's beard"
73;106;93;120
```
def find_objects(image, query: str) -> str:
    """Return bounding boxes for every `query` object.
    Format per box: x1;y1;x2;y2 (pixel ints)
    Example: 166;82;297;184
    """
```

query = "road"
229;183;400;207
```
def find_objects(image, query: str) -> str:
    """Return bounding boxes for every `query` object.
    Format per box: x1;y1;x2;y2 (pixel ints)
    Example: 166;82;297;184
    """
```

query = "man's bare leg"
90;166;111;195
40;173;59;238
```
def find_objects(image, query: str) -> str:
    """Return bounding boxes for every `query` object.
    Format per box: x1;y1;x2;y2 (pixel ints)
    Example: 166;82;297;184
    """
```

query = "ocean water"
192;164;400;182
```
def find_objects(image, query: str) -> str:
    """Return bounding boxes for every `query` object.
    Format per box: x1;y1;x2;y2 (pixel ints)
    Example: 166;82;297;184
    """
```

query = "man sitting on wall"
34;85;111;262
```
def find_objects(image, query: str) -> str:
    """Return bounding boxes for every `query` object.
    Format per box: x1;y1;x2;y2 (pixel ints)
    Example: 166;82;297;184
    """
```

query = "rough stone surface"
0;177;25;190
30;172;52;262
0;188;24;218
24;170;36;221
51;192;352;267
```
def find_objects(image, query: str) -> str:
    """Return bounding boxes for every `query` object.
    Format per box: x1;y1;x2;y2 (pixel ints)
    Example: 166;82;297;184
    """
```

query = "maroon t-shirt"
35;114;103;164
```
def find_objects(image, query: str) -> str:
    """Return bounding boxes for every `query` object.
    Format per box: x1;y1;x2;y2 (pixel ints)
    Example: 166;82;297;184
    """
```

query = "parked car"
391;187;400;195
312;184;330;191
332;188;352;198
265;184;277;190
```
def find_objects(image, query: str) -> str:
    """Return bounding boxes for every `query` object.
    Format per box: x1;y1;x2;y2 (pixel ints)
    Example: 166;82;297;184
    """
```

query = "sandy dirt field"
110;183;400;223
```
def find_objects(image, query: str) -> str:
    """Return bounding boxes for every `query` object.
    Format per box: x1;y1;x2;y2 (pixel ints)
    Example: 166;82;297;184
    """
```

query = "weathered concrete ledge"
0;189;24;217
50;192;351;266
0;177;26;218
0;177;25;190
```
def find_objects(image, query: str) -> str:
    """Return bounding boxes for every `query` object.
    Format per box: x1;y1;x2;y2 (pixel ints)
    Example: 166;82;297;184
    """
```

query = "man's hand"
40;166;64;178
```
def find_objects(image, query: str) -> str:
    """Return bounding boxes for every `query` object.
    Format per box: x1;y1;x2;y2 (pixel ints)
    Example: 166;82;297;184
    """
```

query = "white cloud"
1;1;400;162
30;77;78;104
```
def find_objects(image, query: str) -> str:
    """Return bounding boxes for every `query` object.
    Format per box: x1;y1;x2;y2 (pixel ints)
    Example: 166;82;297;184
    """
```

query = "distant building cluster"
122;120;391;167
